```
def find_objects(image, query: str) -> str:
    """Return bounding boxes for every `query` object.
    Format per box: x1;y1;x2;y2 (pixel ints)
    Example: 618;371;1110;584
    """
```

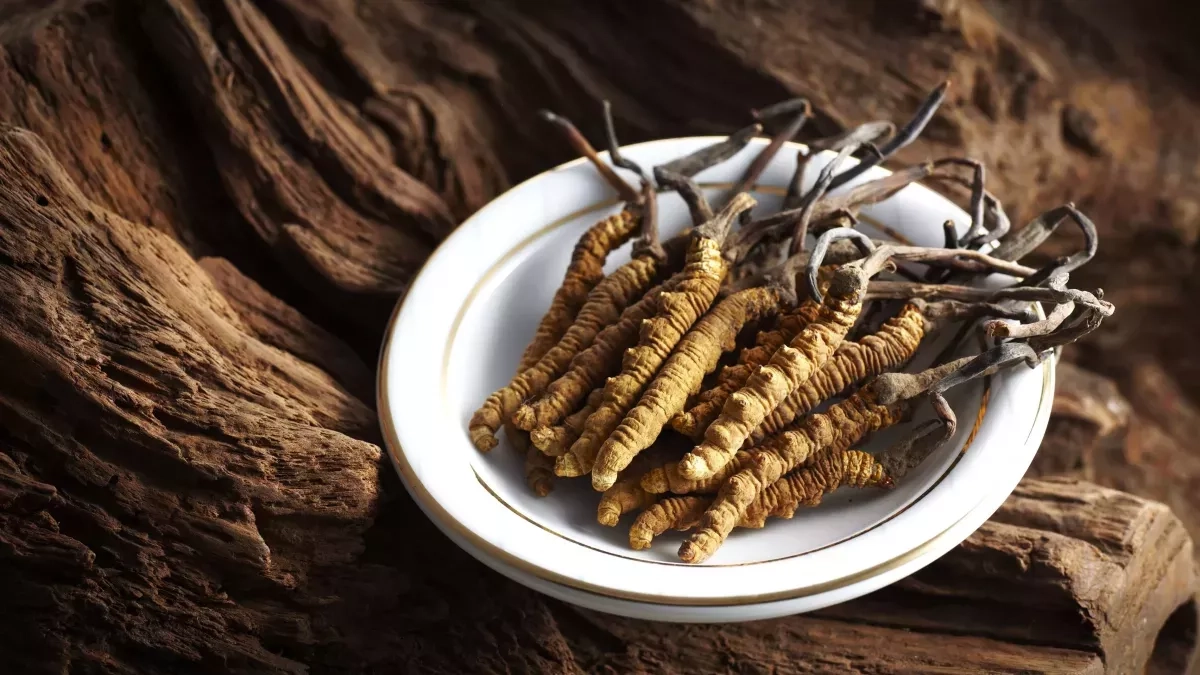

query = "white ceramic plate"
377;136;1054;616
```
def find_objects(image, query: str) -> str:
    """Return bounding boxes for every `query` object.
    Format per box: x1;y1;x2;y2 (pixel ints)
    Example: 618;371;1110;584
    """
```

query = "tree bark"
0;0;1197;672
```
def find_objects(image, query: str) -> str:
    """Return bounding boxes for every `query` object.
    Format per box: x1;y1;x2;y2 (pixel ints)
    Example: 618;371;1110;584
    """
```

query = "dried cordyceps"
517;210;640;373
520;430;556;497
514;111;645;373
529;387;604;455
669;292;825;440
748;300;926;444
597;471;658;527
469;111;654;451
468;84;1116;564
471;247;660;451
640;447;756;496
515;280;670;432
629;449;888;549
590;285;782;489
679;380;910;563
677;229;883;481
559;193;755;482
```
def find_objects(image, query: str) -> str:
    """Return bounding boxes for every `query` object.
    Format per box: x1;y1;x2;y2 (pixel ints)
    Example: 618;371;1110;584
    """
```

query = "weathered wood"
554;478;1194;674
0;0;1197;673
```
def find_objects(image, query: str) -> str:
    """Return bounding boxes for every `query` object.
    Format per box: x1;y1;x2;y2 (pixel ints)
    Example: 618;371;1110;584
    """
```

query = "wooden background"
1;0;1198;672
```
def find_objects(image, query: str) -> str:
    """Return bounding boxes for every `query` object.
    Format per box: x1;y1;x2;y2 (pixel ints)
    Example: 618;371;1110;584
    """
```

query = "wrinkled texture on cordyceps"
468;252;658;450
518;210;640;372
679;287;864;480
590;285;781;490
679;389;906;563
629;449;889;549
558;195;754;479
670;297;824;439
640;448;758;495
515;280;669;431
749;301;926;445
530;387;605;455
597;473;658;526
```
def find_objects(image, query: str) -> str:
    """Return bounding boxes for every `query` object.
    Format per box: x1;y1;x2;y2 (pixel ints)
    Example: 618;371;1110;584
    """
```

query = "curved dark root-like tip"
882;392;958;483
1023;203;1100;286
807;227;875;303
976;192;1011;247
824;79;952;193
541;107;639;203
991;204;1072;263
655;165;714;227
732;103;812;196
942;220;960;250
632;180;666;262
602;100;651;187
752;97;812;123
658;123;764;178
929;341;1041;398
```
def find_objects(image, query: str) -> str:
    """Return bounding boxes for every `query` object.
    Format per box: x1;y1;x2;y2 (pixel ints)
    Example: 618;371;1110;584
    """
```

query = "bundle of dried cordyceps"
468;82;1114;564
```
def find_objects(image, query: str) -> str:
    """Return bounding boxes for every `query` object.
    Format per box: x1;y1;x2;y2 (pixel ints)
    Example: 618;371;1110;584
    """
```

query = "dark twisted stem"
824;80;951;192
538;109;641;204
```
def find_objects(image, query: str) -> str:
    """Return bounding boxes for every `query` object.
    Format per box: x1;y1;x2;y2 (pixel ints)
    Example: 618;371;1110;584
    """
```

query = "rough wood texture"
0;0;1197;672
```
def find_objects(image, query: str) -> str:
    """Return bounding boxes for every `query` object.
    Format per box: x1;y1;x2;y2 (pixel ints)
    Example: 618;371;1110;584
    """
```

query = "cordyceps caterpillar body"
468;110;656;452
597;471;658;527
517;210;641;373
669;294;824;440
529;387;604;456
639;301;925;496
470;252;661;451
559;194;755;483
514;279;670;433
679;384;908;563
677;251;872;480
748;300;927;445
589;283;781;490
629;449;889;549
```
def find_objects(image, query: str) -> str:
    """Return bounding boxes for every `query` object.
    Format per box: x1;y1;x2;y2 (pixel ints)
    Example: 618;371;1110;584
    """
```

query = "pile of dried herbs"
468;84;1113;563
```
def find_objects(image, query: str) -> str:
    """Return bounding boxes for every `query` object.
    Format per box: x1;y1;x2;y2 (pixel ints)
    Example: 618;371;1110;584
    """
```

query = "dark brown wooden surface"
0;0;1198;672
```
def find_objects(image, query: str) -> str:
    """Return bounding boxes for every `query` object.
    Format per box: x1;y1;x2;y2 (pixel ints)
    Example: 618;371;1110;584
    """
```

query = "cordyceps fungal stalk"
530;387;605;455
823;80;951;193
515;111;645;373
630;448;887;550
748;300;927;445
590;284;782;490
558;193;757;479
678;380;909;563
727;98;812;197
726;121;901;263
789;122;895;253
677;228;882;481
597;471;658;526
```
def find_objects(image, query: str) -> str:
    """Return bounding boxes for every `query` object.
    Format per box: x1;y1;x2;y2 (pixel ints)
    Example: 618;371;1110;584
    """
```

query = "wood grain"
0;0;1196;672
